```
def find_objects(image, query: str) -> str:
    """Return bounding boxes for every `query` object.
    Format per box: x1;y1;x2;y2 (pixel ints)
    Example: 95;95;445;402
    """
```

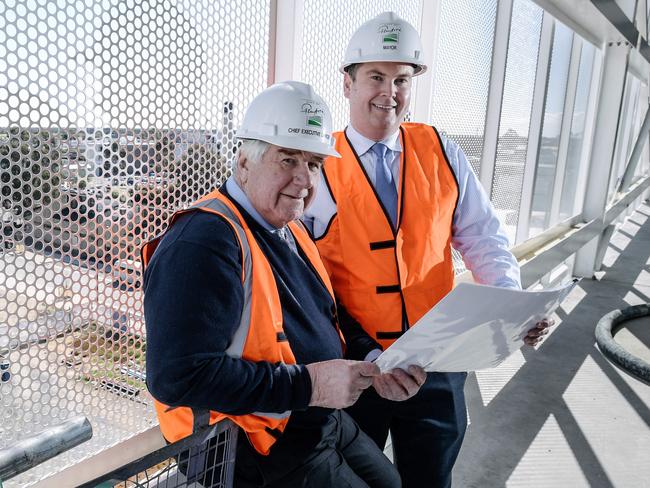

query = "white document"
374;280;578;373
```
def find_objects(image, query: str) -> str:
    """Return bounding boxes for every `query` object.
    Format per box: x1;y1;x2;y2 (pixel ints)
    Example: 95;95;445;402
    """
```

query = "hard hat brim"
340;60;427;76
236;133;341;158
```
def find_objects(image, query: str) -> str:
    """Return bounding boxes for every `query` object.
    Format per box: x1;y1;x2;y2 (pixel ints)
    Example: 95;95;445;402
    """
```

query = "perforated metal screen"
0;1;270;485
430;0;497;177
491;0;543;243
300;0;422;131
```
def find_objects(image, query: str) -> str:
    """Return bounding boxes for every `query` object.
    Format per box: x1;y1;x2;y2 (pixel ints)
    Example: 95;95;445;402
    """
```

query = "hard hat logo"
300;101;325;128
378;23;401;37
307;116;322;128
382;32;399;43
300;101;323;114
381;31;399;50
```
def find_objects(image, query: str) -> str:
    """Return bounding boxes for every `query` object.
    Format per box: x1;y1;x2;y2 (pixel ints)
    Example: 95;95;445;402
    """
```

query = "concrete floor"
452;201;650;488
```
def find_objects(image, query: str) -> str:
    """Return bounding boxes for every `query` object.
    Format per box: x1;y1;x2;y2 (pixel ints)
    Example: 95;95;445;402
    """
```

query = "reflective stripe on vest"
143;191;339;455
315;123;459;349
197;198;253;360
195;198;291;420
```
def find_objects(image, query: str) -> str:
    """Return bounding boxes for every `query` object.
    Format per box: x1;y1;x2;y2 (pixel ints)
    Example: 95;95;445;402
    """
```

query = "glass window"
636;85;650;179
491;0;543;243
528;21;573;237
609;74;641;200
558;41;596;221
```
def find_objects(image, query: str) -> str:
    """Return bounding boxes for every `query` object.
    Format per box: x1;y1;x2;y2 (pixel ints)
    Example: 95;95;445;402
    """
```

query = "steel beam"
575;41;630;277
592;0;640;45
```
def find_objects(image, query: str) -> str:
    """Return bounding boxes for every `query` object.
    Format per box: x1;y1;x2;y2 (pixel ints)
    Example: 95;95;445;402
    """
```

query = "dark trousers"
234;410;401;488
346;372;467;488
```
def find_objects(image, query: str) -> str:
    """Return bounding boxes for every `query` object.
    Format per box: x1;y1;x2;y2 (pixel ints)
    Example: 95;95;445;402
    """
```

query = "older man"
143;82;402;488
303;12;551;488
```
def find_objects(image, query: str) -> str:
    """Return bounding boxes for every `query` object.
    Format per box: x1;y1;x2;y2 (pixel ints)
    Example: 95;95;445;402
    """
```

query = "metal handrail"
0;415;92;482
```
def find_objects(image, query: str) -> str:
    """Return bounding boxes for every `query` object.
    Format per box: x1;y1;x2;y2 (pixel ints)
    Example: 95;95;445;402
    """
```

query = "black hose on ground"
595;303;650;385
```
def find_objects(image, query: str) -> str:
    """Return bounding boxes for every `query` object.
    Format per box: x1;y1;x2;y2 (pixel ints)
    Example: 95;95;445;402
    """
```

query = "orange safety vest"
314;123;459;349
141;190;339;455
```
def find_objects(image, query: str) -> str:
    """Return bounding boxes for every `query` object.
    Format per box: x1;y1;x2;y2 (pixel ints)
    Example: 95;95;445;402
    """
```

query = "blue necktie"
371;143;398;227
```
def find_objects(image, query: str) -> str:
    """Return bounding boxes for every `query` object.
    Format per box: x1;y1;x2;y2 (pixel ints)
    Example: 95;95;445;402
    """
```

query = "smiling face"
237;144;324;228
344;61;415;141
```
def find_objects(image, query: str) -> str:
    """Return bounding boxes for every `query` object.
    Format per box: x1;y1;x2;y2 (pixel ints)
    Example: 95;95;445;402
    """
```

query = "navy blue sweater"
143;190;348;429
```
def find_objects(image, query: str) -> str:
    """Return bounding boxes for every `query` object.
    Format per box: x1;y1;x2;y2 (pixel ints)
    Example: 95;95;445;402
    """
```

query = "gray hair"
232;139;270;178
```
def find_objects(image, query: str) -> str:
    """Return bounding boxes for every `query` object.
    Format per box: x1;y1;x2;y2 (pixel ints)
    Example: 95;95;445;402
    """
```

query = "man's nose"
382;79;397;97
293;162;314;188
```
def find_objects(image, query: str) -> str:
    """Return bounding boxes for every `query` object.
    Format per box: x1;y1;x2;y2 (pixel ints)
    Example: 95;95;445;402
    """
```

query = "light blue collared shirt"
346;124;402;188
302;124;521;290
225;177;276;231
225;177;297;252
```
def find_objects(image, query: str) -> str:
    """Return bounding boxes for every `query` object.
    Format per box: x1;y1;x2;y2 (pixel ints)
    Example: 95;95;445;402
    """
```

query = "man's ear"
237;154;249;184
343;73;353;99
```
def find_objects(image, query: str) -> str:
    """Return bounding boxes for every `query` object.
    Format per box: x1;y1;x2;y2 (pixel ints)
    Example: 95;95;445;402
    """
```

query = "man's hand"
524;318;555;346
306;359;379;409
372;365;426;401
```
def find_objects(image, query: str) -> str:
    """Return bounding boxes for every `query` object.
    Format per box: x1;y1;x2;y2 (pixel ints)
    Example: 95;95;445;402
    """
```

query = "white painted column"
267;0;305;85
574;41;630;277
412;0;442;124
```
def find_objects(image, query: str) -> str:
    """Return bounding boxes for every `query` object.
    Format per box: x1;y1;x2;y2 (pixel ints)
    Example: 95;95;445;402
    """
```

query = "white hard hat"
341;11;427;75
236;81;340;158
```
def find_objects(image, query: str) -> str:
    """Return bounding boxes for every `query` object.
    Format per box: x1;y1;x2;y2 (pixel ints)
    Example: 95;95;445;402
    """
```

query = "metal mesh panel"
81;420;238;488
559;41;596;221
528;21;573;237
300;0;422;131
430;0;497;176
490;0;543;243
0;1;270;485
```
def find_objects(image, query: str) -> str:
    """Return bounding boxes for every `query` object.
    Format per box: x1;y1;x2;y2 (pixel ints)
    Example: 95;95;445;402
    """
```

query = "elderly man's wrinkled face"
238;145;324;228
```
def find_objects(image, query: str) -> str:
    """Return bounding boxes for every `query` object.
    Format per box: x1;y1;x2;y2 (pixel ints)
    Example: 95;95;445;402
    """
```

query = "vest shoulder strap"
191;197;254;359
